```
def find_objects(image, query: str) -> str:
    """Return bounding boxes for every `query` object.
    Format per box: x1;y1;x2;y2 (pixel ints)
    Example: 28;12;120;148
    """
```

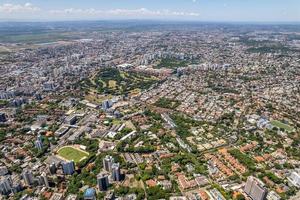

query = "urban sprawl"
0;23;300;200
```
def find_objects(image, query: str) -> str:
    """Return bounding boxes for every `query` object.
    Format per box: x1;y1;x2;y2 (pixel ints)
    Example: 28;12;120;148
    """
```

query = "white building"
288;171;300;188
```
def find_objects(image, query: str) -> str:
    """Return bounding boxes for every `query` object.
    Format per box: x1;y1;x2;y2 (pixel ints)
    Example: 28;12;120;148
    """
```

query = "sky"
0;0;299;22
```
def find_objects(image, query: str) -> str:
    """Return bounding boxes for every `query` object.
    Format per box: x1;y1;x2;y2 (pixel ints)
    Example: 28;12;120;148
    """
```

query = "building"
208;188;226;200
0;113;7;122
55;126;69;137
111;163;121;182
97;172;109;191
66;194;78;200
65;115;77;125
49;163;57;174
103;155;114;172
50;193;64;200
37;134;43;142
266;191;281;200
104;191;115;200
84;188;96;200
62;161;75;175
102;99;112;111
0;176;12;195
41;172;49;187
35;139;43;151
22;170;34;186
0;166;8;176
244;176;268;200
288;171;300;188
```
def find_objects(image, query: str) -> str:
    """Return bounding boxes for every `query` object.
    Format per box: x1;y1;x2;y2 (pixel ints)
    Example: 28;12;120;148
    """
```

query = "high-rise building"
288;171;300;188
102;100;112;111
0;166;8;176
22;170;35;186
35;139;43;151
35;134;43;150
36;176;44;186
62;161;75;175
111;163;121;182
37;134;43;143
97;172;109;191
41;172;49;187
49;163;57;175
0;176;12;195
244;176;268;200
0;113;7;122
103;155;114;172
9;175;21;194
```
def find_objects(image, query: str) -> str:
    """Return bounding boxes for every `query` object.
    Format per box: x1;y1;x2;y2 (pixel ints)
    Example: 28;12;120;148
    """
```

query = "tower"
103;155;114;172
244;176;268;200
41;172;49;187
0;176;12;195
97;172;109;191
35;139;43;151
111;163;121;182
49;163;57;175
22;170;34;186
62;161;75;175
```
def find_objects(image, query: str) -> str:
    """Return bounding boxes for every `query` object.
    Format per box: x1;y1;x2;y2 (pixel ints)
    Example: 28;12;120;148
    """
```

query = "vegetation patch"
81;68;158;95
154;97;180;109
228;149;255;171
155;58;190;69
271;120;294;132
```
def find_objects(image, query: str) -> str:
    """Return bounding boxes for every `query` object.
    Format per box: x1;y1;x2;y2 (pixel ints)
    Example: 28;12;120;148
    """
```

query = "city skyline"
0;0;300;22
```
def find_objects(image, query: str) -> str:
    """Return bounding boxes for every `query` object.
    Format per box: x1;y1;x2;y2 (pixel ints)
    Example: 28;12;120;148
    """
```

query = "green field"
154;97;180;109
57;146;89;163
81;68;158;95
155;58;190;69
271;120;294;132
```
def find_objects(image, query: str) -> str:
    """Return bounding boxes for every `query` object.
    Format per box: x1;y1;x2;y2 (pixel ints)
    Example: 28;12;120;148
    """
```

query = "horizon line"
0;19;300;25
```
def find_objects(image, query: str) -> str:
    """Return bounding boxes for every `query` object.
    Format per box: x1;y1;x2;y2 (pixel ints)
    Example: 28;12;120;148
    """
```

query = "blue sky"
0;0;299;22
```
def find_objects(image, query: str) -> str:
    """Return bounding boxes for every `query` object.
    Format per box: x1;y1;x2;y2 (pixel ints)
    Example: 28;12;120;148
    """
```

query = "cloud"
49;8;200;18
0;2;199;20
0;2;40;13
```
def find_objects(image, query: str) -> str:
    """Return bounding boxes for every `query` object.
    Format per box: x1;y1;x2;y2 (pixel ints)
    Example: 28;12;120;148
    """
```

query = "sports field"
57;146;89;163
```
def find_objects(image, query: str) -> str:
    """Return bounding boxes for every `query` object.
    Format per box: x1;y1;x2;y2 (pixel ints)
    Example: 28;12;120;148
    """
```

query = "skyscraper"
102;99;112;111
111;163;121;182
49;163;57;175
0;176;12;195
22;170;35;186
62;161;75;175
103;155;114;172
97;172;109;191
0;113;7;122
41;172;49;187
244;176;268;200
35;139;43;151
37;134;43;143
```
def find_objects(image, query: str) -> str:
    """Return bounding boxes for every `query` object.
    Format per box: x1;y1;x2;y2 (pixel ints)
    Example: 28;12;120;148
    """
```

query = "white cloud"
0;2;40;13
49;7;200;18
0;2;199;20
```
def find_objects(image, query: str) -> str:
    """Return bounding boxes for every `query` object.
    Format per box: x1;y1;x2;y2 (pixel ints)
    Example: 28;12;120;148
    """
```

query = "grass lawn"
57;146;89;163
271;120;294;132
